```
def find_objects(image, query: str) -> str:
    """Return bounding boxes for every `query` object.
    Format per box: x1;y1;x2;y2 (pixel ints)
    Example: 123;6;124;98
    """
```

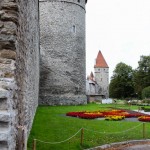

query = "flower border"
66;109;150;122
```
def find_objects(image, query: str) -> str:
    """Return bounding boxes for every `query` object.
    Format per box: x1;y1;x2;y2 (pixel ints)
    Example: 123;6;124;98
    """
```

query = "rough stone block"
0;98;7;110
0;50;16;60
0;131;8;141
0;21;17;35
0;111;10;122
0;41;16;50
0;88;8;98
0;21;4;28
0;10;5;17
0;11;18;24
1;2;18;11
0;34;16;42
0;78;15;91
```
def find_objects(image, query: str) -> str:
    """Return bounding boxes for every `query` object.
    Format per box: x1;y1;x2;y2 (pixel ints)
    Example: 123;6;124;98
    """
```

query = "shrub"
142;86;150;99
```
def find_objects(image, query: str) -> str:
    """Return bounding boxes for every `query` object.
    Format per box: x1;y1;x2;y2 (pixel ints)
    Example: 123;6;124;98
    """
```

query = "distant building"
86;51;109;102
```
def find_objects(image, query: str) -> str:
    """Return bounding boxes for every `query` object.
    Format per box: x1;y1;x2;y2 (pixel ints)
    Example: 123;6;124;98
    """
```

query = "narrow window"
78;0;80;3
73;25;76;33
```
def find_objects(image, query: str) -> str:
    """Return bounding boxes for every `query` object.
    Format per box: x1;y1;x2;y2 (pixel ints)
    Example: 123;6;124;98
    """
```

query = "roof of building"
94;51;109;68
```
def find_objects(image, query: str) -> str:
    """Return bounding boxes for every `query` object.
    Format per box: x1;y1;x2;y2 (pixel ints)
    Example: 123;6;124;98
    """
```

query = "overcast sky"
86;0;150;80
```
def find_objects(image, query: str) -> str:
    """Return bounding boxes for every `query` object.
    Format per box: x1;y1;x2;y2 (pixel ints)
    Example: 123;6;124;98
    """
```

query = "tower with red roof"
94;51;109;98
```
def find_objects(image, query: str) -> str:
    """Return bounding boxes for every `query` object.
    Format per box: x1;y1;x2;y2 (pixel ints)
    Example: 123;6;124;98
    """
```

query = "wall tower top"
94;51;109;68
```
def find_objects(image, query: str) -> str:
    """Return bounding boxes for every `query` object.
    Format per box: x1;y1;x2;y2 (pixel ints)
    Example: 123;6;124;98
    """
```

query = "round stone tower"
39;0;87;105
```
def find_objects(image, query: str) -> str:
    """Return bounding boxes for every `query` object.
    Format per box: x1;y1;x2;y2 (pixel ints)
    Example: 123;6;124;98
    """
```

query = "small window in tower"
72;25;76;33
78;0;80;3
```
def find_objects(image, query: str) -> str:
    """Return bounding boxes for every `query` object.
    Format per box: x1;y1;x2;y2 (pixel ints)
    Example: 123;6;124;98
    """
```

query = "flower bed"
105;115;125;121
138;116;150;122
66;109;150;121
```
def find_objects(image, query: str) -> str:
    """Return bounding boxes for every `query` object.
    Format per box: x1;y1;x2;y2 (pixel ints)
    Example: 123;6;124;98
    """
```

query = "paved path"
122;144;150;150
86;140;150;150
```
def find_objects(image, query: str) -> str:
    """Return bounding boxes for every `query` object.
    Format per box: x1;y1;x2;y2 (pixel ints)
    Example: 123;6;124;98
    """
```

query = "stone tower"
94;51;109;98
39;0;88;105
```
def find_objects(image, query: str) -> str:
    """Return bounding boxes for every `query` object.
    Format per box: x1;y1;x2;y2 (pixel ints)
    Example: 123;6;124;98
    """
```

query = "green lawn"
27;103;150;150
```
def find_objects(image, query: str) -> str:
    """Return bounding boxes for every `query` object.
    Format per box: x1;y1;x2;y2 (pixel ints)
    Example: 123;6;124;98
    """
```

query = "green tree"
134;55;150;98
142;86;150;99
109;62;134;99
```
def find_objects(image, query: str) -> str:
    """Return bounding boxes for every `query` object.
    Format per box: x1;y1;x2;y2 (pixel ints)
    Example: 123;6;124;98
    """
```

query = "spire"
90;71;94;79
94;51;109;68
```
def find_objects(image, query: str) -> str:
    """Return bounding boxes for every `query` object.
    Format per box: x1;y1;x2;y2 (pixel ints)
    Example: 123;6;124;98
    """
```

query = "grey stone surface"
0;131;9;141
0;0;39;149
0;88;8;98
85;140;150;150
0;111;10;122
39;0;87;105
0;0;18;149
15;0;39;149
94;67;109;98
0;0;88;149
39;94;87;105
122;144;150;150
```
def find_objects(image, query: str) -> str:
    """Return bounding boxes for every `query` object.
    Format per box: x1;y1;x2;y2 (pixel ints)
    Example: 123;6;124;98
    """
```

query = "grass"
27;103;150;150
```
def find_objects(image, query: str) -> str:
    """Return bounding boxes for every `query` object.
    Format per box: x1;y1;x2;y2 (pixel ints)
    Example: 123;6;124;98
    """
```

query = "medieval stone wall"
16;0;39;140
39;0;87;105
0;0;39;149
0;0;18;149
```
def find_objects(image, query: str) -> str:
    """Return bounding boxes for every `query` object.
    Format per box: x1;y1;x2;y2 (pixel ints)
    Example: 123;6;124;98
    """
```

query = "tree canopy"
142;86;150;99
109;62;134;99
109;55;150;99
134;55;150;98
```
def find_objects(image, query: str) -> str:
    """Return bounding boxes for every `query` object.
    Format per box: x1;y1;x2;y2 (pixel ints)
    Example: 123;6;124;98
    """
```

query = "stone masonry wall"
95;67;109;98
39;0;87;105
0;0;18;149
0;0;39;149
16;0;39;147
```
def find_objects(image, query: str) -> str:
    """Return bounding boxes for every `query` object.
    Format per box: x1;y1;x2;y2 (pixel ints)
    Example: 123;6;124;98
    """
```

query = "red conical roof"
94;51;109;68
